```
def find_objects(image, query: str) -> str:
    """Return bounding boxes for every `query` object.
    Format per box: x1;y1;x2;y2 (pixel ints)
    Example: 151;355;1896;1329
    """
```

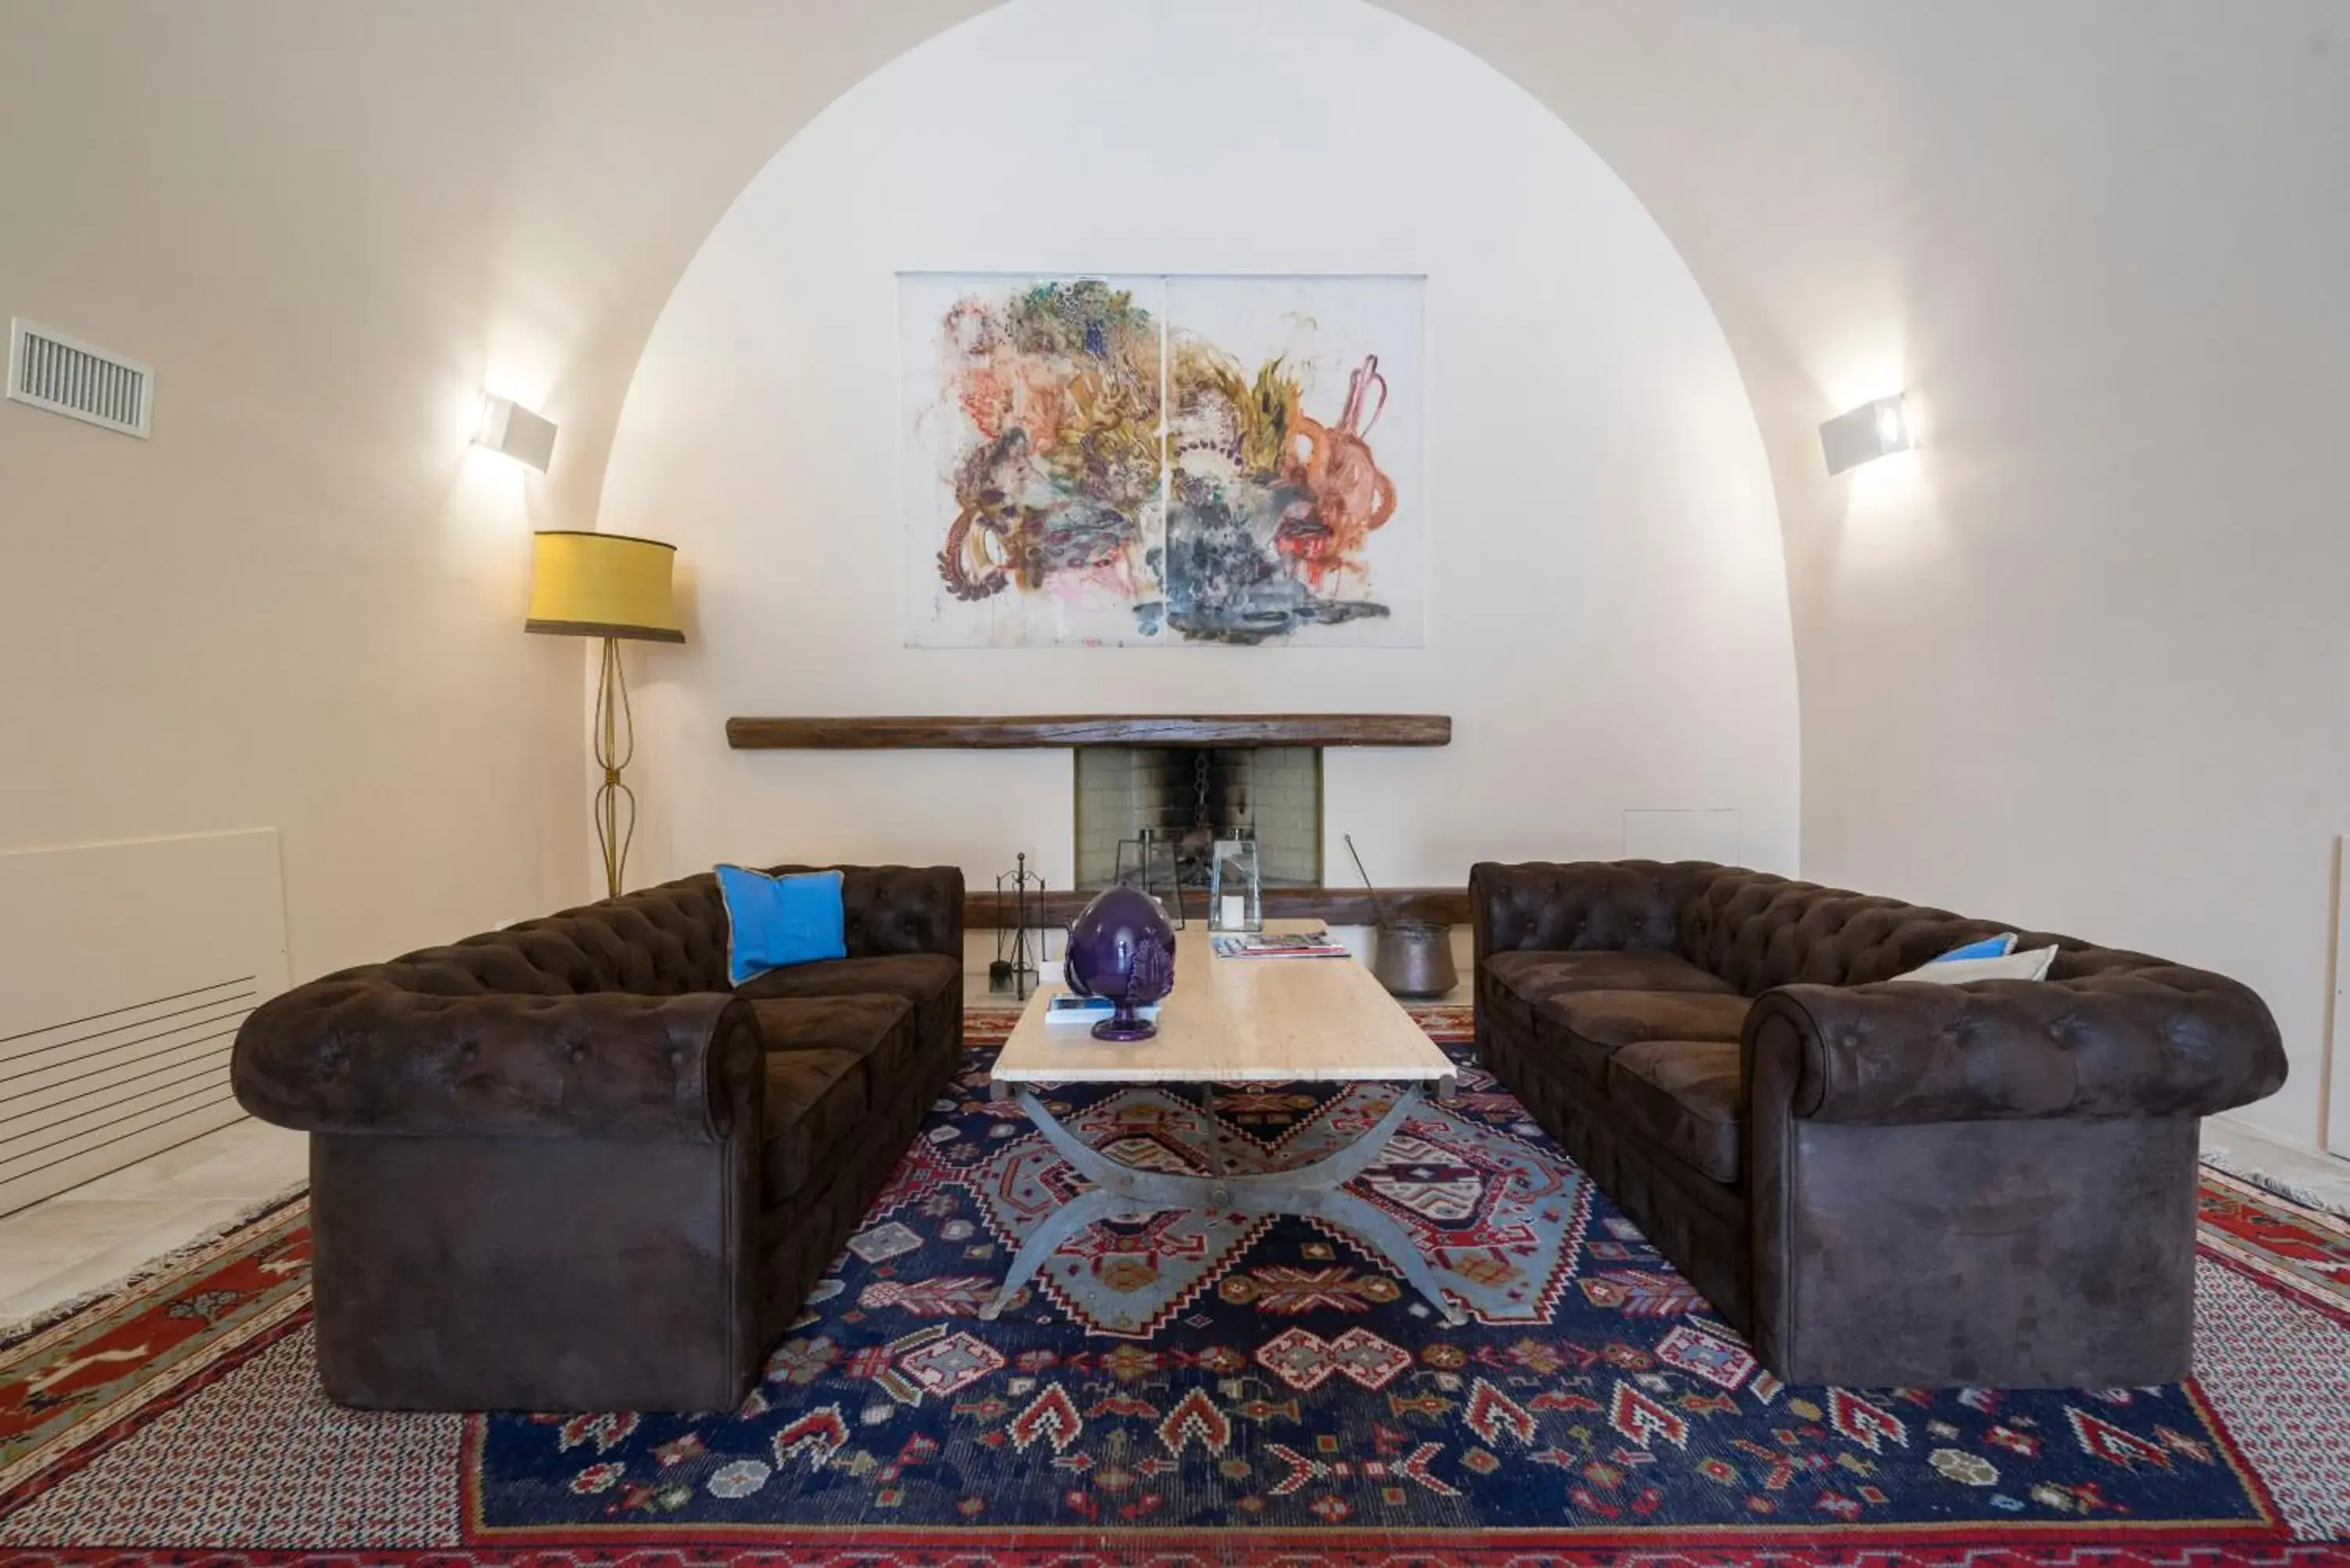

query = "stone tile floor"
0;1117;306;1333
2203;1111;2350;1214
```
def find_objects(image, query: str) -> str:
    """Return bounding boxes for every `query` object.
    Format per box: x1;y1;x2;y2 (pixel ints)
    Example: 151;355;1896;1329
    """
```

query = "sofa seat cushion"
1486;949;1735;1008
750;993;920;1092
752;995;915;1205
735;952;960;1056
1534;989;1752;1081
1604;1039;1744;1186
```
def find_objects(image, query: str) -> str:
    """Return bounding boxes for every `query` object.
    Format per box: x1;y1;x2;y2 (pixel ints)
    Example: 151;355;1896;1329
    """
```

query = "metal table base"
981;1080;1466;1327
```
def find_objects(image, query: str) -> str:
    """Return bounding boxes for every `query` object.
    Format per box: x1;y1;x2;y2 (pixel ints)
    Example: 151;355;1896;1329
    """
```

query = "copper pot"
1371;920;1457;999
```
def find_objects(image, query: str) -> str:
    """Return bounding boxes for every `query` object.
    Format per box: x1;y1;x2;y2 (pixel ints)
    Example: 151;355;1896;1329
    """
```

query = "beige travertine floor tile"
0;1117;307;1331
63;1118;306;1202
0;1199;258;1323
2205;1115;2350;1212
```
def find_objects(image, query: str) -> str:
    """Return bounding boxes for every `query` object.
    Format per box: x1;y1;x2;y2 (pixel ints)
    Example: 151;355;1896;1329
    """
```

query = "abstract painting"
900;273;1423;648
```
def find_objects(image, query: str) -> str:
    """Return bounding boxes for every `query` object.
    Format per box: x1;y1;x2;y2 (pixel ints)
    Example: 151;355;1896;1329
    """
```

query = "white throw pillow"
1889;945;2058;985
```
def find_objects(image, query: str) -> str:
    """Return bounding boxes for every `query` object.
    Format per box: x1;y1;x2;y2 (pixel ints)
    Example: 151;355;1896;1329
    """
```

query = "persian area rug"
2;1017;2345;1566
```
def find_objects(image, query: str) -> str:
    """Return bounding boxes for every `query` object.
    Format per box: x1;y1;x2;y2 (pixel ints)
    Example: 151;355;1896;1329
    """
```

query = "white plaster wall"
0;0;979;981
1404;1;2350;1149
599;0;1799;894
22;0;2328;1148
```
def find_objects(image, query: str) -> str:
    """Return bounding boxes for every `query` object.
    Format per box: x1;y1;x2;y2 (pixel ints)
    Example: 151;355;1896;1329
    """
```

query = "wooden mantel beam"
725;714;1452;750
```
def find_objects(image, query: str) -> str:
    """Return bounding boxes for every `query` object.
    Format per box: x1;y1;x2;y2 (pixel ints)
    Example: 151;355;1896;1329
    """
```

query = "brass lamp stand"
591;635;636;900
525;530;685;900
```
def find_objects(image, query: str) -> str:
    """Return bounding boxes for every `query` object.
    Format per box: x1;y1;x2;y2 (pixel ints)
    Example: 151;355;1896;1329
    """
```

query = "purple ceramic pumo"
1064;885;1177;1041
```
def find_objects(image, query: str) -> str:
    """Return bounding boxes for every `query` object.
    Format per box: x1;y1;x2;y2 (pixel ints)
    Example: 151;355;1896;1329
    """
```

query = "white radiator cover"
0;830;288;1217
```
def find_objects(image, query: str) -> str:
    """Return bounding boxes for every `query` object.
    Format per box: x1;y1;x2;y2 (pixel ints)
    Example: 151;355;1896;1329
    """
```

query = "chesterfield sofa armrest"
1469;859;1712;969
233;984;763;1142
1746;970;2286;1125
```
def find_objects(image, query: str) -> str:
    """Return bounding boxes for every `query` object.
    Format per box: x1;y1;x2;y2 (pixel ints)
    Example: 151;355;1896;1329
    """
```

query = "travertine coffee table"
985;921;1465;1324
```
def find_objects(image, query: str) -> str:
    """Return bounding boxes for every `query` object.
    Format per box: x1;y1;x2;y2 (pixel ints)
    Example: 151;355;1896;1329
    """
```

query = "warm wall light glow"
475;393;558;472
1820;393;1914;476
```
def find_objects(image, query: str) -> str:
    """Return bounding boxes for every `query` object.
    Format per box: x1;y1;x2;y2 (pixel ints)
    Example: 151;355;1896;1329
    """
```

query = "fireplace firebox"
1073;747;1321;894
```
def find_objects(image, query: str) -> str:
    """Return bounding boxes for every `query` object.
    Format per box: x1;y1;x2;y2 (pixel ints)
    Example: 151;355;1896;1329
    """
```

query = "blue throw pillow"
1929;932;2019;963
717;865;848;985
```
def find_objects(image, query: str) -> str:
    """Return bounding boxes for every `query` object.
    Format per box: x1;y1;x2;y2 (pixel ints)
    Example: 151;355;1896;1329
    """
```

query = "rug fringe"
0;1180;309;1350
2201;1149;2350;1220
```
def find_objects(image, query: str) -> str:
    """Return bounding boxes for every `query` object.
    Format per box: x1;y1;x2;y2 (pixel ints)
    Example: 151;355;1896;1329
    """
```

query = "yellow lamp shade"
524;530;685;643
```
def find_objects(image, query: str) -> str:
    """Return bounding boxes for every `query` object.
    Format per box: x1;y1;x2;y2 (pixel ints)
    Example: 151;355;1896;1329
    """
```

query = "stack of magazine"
1044;995;1164;1027
1210;929;1350;960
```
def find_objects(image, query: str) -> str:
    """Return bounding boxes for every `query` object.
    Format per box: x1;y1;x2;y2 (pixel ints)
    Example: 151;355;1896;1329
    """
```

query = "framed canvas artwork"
900;273;1425;648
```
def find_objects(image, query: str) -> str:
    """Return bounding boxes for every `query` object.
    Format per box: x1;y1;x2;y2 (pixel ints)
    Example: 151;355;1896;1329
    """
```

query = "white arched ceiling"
594;0;1799;893
1392;1;2350;1149
9;2;2343;1145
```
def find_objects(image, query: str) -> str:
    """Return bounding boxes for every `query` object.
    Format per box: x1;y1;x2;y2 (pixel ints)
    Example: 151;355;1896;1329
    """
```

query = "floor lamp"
524;529;685;900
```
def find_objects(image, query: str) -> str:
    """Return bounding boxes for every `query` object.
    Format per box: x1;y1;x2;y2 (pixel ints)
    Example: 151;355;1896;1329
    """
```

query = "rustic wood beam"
725;714;1452;750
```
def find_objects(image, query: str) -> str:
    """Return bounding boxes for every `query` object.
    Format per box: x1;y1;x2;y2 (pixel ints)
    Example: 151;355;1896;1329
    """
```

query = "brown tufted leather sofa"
1471;860;2286;1389
233;865;963;1412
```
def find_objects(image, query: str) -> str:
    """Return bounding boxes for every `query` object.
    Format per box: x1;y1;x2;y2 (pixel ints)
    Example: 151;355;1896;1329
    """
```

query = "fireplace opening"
1073;747;1322;893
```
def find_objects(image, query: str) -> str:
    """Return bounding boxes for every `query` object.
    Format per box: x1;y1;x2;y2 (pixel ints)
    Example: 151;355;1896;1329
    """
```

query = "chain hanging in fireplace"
1123;750;1253;898
1077;746;1318;893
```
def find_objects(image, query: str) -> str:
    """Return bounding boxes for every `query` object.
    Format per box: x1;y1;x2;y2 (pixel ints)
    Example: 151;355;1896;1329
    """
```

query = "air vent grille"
8;319;151;437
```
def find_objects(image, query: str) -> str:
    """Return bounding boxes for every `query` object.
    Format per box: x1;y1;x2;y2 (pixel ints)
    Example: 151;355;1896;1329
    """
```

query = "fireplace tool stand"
989;852;1047;999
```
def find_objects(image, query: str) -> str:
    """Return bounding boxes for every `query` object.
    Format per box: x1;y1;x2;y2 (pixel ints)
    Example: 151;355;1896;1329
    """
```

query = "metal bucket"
1371;920;1458;999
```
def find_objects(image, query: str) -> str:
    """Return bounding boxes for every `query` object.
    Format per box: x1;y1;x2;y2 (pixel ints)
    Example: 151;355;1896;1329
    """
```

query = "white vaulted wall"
596;0;1802;895
9;0;2343;1151
0;0;982;982
1396;1;2350;1147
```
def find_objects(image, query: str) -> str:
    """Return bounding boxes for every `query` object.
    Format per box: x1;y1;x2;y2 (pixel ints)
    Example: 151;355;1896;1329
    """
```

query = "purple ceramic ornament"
1064;884;1178;1041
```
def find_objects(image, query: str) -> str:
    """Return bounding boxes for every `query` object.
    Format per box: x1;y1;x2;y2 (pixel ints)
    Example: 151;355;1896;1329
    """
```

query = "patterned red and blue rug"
2;1010;2345;1564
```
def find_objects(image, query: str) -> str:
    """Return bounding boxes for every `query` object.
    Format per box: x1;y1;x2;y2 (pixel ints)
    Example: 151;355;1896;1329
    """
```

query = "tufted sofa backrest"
765;864;964;964
1671;865;2166;995
1473;860;1718;956
321;865;961;1003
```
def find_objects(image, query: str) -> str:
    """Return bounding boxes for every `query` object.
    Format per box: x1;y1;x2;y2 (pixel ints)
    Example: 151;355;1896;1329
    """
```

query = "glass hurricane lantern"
1207;837;1263;934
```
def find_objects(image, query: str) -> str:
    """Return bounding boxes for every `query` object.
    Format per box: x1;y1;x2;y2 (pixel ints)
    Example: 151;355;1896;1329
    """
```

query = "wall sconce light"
1819;393;1913;476
475;393;558;472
